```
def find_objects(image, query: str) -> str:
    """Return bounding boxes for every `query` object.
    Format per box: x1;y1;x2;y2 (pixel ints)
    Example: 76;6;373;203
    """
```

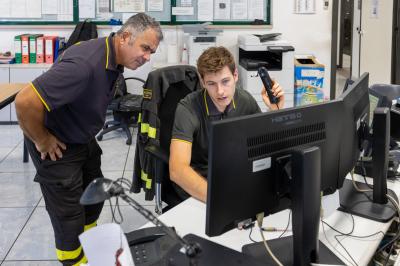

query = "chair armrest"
145;144;169;164
145;144;169;185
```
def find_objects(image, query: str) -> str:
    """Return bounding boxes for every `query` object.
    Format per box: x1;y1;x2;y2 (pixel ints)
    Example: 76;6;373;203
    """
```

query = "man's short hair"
117;13;163;43
197;47;236;78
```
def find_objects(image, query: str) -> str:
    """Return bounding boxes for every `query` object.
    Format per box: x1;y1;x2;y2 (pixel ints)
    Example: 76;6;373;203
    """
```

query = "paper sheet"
58;0;73;21
172;6;194;15
97;0;112;20
294;0;316;14
114;0;145;13
79;223;134;266
214;0;231;20
9;0;41;18
247;0;263;20
42;0;58;14
181;0;193;7
0;0;11;18
198;0;213;21
370;0;379;18
231;0;247;20
79;0;96;19
26;0;42;18
148;0;164;12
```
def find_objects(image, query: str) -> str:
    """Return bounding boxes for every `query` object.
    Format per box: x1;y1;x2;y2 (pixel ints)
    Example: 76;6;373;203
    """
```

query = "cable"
333;234;358;266
321;214;385;266
109;198;124;224
278;210;291;238
256;213;283;266
110;143;132;224
248;224;258;243
321;219;356;266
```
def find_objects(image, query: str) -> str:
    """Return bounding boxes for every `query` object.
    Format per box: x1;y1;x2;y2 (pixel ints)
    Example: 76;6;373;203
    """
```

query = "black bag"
59;20;98;54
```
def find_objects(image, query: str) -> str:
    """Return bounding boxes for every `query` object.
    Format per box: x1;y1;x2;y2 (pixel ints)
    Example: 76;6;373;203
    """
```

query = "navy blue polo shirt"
31;33;123;144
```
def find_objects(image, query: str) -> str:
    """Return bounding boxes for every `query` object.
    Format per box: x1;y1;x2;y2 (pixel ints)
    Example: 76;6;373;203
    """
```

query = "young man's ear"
198;74;206;89
233;68;239;83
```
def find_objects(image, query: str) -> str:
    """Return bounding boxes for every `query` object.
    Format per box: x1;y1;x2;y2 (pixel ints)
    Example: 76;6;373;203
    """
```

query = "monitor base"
242;236;344;265
339;179;398;223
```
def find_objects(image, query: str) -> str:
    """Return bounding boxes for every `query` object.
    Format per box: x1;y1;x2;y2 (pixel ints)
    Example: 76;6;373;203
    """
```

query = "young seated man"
169;46;285;203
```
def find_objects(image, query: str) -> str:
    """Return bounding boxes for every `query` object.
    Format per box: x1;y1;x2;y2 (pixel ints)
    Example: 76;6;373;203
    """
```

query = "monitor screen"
338;73;370;178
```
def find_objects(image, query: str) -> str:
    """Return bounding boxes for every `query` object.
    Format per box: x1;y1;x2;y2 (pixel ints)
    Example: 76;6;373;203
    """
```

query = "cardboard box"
294;56;325;106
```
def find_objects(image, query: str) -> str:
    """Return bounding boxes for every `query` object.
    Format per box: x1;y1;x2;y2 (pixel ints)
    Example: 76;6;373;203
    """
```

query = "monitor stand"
244;147;344;265
339;179;397;222
339;108;398;222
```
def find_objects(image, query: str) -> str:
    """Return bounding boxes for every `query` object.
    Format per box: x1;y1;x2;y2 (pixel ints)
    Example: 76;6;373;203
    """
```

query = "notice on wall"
214;0;231;20
58;0;73;21
97;0;113;20
370;0;379;18
294;0;316;14
181;0;193;7
42;0;58;15
79;0;96;19
172;6;194;15
198;0;213;21
114;0;145;13
148;0;164;12
248;0;263;20
232;0;247;20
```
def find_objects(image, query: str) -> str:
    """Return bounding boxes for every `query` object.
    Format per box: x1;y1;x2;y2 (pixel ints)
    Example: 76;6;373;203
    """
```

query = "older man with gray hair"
15;13;162;265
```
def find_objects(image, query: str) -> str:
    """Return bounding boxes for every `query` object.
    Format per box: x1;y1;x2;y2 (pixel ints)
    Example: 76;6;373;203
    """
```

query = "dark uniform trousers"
25;137;104;266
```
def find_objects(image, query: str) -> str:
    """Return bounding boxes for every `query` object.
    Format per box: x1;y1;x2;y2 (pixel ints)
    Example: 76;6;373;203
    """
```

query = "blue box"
294;56;325;106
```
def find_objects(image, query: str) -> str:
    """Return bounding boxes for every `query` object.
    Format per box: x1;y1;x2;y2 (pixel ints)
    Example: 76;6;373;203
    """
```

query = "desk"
0;83;25;109
144;174;400;265
0;83;29;162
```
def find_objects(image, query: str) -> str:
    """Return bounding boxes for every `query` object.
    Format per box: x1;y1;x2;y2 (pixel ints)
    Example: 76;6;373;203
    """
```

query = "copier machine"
238;34;295;111
183;23;222;66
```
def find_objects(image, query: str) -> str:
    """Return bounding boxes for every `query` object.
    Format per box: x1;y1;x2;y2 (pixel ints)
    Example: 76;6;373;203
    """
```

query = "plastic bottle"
181;43;188;64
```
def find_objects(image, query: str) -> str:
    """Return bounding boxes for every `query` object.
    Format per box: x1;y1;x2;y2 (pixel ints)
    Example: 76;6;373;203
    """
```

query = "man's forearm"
171;166;208;203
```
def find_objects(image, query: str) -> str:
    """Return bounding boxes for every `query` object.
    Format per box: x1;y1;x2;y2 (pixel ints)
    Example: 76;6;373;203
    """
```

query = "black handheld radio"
258;67;279;104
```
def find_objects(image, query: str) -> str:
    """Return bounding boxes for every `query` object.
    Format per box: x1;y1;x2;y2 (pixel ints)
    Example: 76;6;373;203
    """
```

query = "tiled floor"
0;124;155;265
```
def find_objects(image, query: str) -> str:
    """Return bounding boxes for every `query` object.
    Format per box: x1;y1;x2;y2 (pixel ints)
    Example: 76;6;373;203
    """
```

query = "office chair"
97;75;145;145
131;65;202;214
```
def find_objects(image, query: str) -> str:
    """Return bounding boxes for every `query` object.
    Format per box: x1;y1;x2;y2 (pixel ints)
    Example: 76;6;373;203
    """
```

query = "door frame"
331;0;339;99
392;0;400;84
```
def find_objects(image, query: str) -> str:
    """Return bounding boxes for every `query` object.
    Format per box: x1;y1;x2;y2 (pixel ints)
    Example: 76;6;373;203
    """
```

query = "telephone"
125;226;179;266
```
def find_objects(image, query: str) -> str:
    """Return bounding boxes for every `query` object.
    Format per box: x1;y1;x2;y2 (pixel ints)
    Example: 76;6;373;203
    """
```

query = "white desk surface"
143;175;400;265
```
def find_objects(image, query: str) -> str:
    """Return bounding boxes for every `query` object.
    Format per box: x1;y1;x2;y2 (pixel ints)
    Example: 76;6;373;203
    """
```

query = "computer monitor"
206;98;348;264
338;73;370;178
339;73;398;222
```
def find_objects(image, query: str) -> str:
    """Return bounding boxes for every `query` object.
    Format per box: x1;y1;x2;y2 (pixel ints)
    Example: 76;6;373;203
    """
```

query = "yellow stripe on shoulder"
171;138;192;145
30;82;50;112
105;37;109;69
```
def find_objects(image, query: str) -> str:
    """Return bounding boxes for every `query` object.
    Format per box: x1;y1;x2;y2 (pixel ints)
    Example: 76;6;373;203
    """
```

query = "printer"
183;23;222;66
238;34;295;111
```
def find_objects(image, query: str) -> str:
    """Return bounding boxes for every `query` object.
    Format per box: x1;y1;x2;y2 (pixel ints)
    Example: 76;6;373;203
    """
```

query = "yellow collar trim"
105;37;109;69
203;90;209;116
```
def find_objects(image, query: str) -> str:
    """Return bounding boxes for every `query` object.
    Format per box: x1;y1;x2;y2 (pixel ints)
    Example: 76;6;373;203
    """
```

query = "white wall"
0;0;333;95
359;0;393;85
